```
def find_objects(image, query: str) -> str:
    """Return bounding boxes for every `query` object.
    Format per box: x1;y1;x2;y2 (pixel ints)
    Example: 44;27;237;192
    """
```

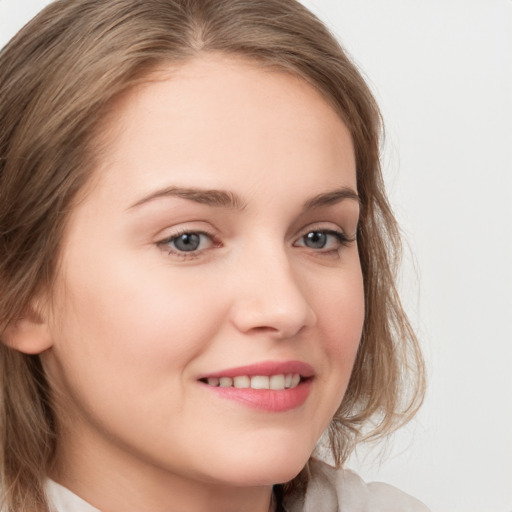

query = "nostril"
252;326;279;333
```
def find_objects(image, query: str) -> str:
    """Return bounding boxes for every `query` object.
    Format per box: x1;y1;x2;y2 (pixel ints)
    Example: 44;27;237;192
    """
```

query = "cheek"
45;260;233;459
319;260;365;348
47;252;227;399
313;260;365;398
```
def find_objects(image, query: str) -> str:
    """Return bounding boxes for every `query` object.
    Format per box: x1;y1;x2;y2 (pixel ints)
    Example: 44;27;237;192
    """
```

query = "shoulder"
284;458;430;512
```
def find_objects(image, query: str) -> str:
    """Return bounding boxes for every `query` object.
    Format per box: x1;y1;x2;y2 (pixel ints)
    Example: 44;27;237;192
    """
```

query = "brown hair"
0;0;425;510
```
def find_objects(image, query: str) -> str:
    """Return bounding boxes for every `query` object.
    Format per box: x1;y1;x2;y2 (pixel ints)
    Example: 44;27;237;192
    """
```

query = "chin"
217;465;307;488
210;444;312;487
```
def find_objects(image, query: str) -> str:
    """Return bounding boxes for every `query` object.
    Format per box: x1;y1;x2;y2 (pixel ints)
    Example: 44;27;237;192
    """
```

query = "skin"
37;55;364;512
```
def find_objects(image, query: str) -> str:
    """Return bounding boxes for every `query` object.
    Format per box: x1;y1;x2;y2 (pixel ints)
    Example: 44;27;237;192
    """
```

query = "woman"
0;1;427;510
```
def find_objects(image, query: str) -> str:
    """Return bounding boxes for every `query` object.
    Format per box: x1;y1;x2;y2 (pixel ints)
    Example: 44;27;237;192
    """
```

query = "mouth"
197;361;314;412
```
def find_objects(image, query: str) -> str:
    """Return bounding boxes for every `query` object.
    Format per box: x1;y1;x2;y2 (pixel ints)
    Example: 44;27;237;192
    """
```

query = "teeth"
219;377;233;387
251;376;269;389
269;374;285;390
233;376;250;388
206;373;302;390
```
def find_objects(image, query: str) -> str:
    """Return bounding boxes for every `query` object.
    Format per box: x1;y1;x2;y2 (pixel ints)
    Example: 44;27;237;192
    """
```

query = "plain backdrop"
1;1;511;511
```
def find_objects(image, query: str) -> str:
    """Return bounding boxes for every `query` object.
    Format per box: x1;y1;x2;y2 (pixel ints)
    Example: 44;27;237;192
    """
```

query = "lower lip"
200;379;312;412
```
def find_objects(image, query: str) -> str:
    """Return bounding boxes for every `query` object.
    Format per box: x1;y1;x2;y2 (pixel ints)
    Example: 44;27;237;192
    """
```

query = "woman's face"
44;55;364;502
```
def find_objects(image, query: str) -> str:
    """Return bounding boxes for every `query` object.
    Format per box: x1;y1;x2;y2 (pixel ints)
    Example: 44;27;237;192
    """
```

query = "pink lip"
198;360;314;412
198;360;314;380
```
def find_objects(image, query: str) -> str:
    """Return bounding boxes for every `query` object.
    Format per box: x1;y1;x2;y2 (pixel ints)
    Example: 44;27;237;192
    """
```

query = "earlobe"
2;308;53;355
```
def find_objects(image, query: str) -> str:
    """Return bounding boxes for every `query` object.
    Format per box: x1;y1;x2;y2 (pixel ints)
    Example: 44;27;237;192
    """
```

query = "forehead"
86;54;356;208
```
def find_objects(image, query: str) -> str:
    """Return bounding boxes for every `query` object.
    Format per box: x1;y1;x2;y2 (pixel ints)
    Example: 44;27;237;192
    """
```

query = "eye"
158;231;215;255
303;231;329;249
295;229;351;251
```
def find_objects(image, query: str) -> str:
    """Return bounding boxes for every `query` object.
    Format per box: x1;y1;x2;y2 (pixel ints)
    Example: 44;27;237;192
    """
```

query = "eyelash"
157;227;355;259
296;229;354;252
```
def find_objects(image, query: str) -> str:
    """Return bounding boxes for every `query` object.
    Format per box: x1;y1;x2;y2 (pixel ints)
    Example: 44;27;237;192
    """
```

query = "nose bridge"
229;236;317;337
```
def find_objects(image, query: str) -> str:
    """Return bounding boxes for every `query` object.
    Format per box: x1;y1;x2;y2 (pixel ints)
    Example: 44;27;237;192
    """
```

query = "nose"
229;245;317;339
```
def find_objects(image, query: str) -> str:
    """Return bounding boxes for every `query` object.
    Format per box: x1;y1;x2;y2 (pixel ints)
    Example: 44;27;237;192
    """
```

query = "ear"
3;306;53;355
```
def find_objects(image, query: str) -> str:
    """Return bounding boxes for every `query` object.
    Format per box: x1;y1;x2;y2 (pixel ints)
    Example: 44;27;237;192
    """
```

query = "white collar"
45;480;101;512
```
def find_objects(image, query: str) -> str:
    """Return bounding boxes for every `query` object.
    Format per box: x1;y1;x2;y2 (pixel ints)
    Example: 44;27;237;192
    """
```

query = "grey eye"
303;231;328;249
171;233;202;252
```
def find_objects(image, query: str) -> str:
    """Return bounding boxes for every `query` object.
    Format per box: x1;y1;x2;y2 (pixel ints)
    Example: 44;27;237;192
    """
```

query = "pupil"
305;231;327;249
174;233;200;252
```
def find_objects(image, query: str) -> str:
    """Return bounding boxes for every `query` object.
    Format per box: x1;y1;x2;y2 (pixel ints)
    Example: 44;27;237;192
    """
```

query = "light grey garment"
45;459;430;512
284;458;430;512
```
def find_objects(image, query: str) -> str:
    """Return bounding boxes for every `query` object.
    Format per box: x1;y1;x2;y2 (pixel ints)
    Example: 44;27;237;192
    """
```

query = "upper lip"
198;360;315;380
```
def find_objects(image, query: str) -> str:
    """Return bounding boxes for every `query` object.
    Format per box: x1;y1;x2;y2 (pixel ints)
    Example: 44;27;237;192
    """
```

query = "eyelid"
154;219;220;245
294;222;355;241
294;229;349;246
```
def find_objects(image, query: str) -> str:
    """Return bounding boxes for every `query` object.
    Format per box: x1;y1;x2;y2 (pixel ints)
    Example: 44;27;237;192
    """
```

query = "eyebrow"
302;187;360;210
128;185;359;212
129;186;247;211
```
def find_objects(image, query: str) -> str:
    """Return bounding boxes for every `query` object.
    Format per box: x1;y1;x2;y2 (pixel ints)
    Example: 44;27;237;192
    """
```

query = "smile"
203;374;302;390
198;361;314;412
